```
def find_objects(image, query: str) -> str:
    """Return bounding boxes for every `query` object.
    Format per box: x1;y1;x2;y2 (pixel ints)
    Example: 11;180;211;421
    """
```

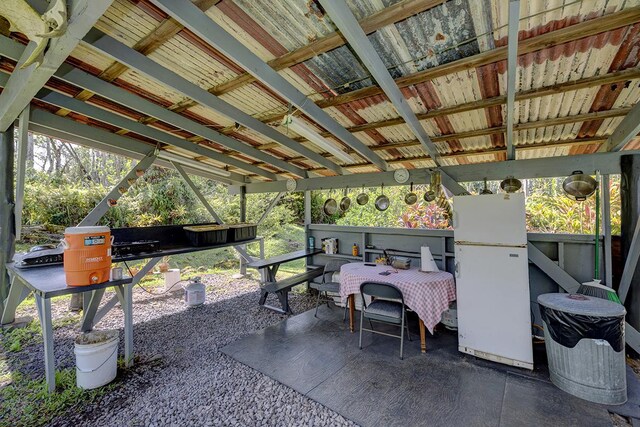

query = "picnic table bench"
248;248;323;314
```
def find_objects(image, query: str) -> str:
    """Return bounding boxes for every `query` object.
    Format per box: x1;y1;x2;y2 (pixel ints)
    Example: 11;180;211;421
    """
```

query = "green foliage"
0;368;111;427
312;177;621;235
20;166;296;230
2;319;42;352
316;185;450;229
18;133;623;241
320;186;424;227
526;178;621;235
398;202;450;229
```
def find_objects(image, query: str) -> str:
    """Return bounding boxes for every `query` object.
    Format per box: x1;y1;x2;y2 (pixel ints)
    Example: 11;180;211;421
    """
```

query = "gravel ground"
6;273;357;427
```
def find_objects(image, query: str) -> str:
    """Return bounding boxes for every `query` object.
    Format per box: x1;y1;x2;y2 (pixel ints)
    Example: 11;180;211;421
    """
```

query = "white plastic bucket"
74;330;119;389
164;268;181;292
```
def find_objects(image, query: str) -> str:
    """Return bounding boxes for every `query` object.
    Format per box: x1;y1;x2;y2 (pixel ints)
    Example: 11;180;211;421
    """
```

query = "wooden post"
0;124;15;311
239;186;246;223
621;155;640;329
602;174;613;286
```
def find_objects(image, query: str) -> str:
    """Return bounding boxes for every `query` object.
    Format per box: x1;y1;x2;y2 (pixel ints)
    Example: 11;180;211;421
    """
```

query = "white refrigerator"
453;193;533;370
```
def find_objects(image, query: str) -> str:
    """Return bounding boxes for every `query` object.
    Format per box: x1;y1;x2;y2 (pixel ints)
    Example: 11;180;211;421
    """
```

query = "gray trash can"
538;293;627;404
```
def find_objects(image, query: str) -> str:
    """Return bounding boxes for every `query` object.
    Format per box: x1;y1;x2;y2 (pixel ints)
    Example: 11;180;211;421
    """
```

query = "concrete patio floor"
223;305;640;427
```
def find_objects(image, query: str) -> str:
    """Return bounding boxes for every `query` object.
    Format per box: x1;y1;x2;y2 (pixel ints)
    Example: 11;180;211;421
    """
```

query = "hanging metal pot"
340;188;351;212
500;176;522;193
375;184;390;211
404;182;417;205
356;185;369;206
323;190;338;215
424;185;436;202
424;172;438;202
563;170;597;201
480;178;493;195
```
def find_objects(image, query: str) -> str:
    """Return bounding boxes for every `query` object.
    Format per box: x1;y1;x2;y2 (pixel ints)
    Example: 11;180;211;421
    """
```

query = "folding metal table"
1;263;132;392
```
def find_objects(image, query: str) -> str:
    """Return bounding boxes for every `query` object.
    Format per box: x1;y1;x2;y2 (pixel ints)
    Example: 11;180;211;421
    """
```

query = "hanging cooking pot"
480;178;493;195
356;185;369;206
563;170;597;201
424;184;436;202
500;176;522;193
424;172;438;202
404;182;417;205
375;184;390;211
323;190;338;215
340;188;351;212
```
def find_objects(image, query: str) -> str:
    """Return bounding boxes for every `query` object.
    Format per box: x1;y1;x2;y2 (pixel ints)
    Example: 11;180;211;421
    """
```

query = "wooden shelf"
315;253;363;260
363;248;453;260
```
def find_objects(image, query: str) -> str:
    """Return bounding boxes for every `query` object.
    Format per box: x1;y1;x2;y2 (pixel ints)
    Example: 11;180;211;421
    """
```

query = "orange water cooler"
62;226;112;287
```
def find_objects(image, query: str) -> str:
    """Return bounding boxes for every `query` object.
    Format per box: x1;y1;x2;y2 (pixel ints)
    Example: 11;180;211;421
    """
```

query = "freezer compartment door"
452;193;527;246
455;245;533;367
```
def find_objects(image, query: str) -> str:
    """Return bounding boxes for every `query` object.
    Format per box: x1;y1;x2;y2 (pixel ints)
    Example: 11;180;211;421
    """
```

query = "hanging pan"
480;178;493;195
356;185;369;206
500;176;522;193
424;175;436;202
375;184;390;211
323;190;338;215
563;171;597;201
404;182;417;205
424;185;436;202
340;188;351;212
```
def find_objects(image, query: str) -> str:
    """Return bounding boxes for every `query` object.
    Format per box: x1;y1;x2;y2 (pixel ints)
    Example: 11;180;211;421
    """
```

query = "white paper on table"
421;246;439;272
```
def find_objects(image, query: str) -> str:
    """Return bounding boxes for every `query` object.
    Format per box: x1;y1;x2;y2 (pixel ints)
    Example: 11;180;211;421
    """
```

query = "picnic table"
1;263;132;392
248;248;323;314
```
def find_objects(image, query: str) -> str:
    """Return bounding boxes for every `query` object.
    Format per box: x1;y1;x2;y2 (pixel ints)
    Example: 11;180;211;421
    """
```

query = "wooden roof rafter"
150;0;390;172
319;0;444;165
0;34;289;181
4;0;639;181
313;6;640;109
84;31;346;176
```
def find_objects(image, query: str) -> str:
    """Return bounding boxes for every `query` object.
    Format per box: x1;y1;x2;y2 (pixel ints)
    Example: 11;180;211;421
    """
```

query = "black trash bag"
539;305;625;352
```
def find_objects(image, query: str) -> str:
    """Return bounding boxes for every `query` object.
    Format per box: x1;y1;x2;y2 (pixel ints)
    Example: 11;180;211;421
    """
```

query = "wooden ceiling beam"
263;108;629;161
151;0;386;171
241;68;640;144
220;68;640;139
315;6;640;109
56;0;219;117
319;0;443;164
206;0;446;96
0;0;114;131
297;137;607;173
150;0;446;127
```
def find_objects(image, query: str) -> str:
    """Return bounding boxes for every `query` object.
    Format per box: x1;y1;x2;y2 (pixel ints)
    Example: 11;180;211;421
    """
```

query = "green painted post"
595;182;600;280
0;124;15;312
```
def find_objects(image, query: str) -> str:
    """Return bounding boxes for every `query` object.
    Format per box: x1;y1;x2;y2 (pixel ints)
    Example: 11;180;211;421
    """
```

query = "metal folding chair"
310;259;350;319
358;281;411;359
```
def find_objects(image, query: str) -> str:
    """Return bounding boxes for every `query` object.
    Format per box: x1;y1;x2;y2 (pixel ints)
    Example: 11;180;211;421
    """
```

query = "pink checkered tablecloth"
339;263;456;333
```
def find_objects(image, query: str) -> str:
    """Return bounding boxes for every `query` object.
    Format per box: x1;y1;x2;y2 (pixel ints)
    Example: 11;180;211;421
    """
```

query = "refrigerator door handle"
452;211;458;229
455;261;460;278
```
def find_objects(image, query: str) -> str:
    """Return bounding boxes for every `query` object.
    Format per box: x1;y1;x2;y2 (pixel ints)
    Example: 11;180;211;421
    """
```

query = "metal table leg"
1;275;31;325
80;288;105;332
114;284;134;367
35;295;55;392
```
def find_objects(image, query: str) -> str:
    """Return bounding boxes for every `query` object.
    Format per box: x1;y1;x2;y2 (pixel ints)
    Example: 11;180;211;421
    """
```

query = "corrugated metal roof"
4;0;638;182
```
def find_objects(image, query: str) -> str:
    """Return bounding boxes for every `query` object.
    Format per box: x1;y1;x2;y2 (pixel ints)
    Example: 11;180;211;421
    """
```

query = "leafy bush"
398;202;450;229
